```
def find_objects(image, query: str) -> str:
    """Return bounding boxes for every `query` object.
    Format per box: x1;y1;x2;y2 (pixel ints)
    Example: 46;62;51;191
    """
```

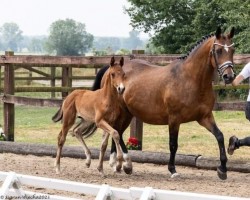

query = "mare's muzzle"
218;61;236;84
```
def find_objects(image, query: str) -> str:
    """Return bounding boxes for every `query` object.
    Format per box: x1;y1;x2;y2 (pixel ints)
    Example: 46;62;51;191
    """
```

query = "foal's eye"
111;73;115;78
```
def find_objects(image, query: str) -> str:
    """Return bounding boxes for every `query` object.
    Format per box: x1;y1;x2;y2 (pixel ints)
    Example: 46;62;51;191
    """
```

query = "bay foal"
52;56;126;175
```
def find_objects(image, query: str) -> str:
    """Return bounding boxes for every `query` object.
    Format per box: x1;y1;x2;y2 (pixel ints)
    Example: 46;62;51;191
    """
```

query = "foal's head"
108;56;125;94
210;27;235;84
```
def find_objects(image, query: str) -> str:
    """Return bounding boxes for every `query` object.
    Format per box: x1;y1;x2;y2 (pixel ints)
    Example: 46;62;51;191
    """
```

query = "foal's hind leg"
73;124;92;168
55;120;74;174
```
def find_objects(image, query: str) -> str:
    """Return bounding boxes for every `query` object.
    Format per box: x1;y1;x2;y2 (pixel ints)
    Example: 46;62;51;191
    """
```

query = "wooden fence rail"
0;52;250;148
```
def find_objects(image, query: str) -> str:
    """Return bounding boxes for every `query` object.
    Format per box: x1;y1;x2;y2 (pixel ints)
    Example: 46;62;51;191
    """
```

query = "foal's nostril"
118;87;125;94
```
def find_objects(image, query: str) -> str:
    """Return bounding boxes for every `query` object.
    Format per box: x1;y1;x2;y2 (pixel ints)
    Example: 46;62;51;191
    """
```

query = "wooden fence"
0;52;250;148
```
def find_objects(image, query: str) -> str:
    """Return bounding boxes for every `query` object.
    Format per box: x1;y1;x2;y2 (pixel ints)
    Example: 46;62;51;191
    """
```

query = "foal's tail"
52;106;63;122
92;65;109;91
73;118;97;139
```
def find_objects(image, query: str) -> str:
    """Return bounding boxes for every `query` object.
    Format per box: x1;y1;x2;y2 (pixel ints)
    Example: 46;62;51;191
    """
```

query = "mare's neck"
184;37;215;85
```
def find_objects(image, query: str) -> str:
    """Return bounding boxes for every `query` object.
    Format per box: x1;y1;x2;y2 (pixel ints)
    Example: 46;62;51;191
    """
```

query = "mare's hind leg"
198;115;227;180
73;122;92;168
97;131;110;176
168;123;180;178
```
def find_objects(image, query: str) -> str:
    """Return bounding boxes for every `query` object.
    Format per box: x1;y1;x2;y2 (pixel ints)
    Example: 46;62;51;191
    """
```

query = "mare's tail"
92;65;109;91
52;106;63;122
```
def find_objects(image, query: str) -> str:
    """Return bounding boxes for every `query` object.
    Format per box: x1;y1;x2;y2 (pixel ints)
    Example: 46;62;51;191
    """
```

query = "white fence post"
140;187;156;200
96;184;113;200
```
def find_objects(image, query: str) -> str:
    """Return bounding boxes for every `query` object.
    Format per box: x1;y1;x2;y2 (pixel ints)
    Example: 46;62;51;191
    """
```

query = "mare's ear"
228;27;235;39
110;56;115;66
215;27;222;39
120;57;124;67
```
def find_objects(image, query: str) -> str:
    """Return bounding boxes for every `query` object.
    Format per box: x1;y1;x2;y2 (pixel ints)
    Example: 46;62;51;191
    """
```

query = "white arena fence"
0;171;249;200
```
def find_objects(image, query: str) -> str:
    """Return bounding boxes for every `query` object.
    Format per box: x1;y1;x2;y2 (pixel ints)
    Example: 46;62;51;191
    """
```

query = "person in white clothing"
228;62;250;155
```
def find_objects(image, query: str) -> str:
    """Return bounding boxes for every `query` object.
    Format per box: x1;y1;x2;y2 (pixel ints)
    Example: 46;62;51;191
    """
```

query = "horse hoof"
85;161;91;168
123;165;133;175
115;165;122;173
171;173;180;179
217;167;227;180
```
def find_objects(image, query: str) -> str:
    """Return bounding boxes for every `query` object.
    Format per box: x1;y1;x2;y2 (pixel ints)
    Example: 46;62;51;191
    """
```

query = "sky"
0;0;142;38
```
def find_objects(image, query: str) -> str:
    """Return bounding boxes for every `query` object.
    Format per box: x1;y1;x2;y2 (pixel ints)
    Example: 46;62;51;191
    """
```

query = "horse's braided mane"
177;33;215;60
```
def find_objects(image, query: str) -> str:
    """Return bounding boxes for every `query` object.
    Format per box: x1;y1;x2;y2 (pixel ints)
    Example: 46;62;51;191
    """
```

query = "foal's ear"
120;57;124;67
215;27;222;39
110;56;115;66
228;27;235;39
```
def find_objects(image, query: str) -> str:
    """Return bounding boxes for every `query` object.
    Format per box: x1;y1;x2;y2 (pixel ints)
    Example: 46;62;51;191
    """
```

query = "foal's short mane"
177;33;215;60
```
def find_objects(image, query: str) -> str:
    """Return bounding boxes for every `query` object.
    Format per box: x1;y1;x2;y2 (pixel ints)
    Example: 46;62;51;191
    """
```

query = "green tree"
126;0;249;54
0;22;23;51
28;38;46;53
46;19;93;56
124;30;143;50
220;0;250;53
126;0;195;53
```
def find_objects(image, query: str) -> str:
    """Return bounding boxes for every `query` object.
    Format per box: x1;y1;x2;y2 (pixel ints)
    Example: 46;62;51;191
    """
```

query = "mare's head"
210;27;235;84
108;56;125;94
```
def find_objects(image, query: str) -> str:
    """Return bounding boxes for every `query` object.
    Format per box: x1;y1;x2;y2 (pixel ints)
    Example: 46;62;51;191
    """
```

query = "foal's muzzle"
117;83;125;95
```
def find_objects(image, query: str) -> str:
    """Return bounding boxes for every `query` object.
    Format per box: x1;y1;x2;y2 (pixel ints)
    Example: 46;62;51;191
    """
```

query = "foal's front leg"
96;119;123;172
97;131;110;176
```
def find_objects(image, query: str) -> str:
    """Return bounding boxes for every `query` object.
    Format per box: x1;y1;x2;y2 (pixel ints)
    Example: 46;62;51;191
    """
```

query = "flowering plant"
126;137;140;150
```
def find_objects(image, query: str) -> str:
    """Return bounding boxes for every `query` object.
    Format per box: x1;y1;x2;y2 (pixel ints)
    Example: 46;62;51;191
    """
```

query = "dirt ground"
0;153;250;199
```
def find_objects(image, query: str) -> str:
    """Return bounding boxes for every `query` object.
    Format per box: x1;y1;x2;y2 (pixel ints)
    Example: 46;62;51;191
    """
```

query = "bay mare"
91;27;236;180
52;57;131;176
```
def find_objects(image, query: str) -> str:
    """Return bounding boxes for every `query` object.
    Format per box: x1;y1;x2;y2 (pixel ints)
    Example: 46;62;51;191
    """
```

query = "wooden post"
3;51;15;141
61;66;72;98
51;67;56;98
130;117;143;150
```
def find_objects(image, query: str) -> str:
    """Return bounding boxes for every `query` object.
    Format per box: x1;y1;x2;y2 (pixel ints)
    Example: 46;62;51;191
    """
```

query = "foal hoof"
123;165;133;175
171;173;180;179
85;159;91;168
217;167;227;180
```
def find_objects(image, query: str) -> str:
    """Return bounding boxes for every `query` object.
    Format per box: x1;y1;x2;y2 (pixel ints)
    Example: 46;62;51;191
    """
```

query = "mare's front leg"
198;114;227;180
168;123;180;178
110;137;132;174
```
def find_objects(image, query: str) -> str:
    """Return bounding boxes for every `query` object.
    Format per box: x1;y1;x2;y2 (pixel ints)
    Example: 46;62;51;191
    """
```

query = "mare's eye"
216;48;223;55
111;73;115;78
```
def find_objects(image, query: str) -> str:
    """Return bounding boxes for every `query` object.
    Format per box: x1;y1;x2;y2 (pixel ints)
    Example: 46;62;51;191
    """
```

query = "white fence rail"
0;171;249;200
